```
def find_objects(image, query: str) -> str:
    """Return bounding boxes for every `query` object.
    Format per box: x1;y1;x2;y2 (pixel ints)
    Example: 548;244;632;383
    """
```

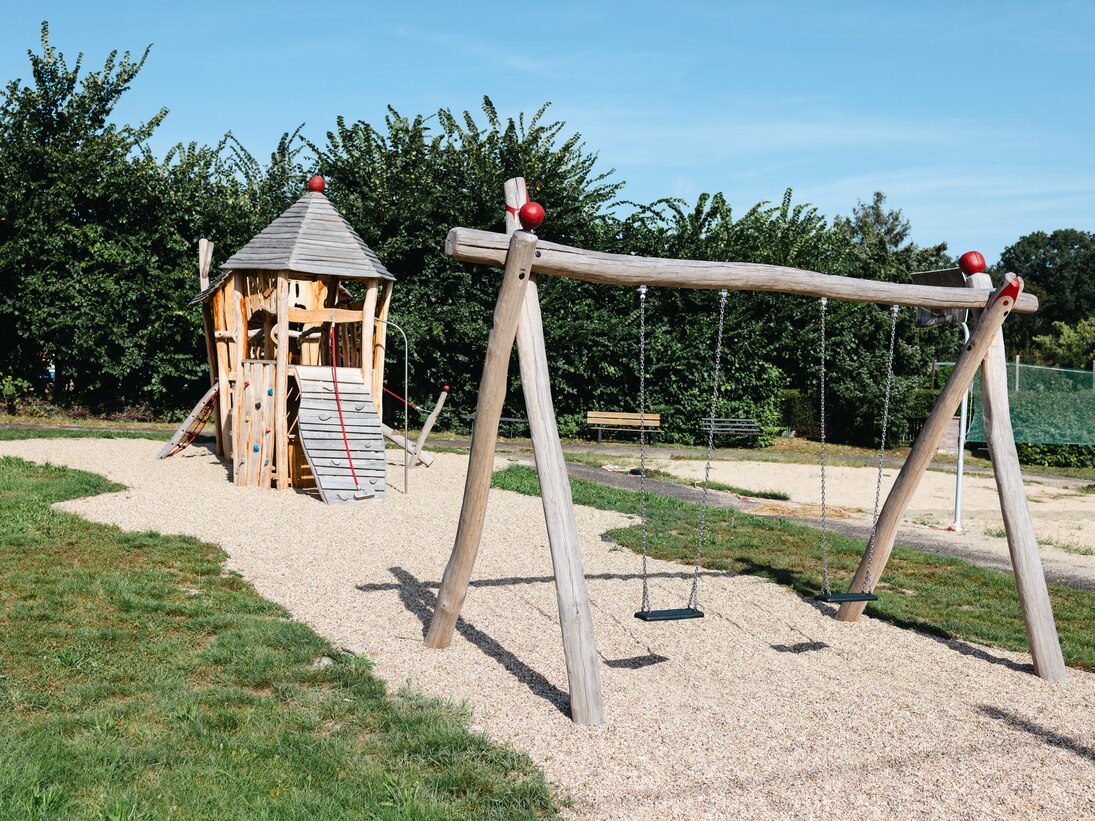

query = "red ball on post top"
443;385;450;392
958;250;986;275
519;201;545;230
307;175;326;193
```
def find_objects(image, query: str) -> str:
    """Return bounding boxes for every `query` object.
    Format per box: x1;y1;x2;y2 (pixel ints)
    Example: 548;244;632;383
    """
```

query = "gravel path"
3;438;1094;819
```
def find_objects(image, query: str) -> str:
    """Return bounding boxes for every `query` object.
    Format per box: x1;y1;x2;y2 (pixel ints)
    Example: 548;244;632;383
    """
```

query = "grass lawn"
0;456;557;819
0;426;174;442
492;465;1095;673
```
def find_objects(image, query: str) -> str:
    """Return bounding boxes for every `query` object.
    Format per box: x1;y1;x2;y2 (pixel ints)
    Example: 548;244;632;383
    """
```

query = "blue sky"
6;1;1094;263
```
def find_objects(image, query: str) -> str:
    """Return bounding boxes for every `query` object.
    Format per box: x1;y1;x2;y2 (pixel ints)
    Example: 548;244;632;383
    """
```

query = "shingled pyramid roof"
219;190;395;281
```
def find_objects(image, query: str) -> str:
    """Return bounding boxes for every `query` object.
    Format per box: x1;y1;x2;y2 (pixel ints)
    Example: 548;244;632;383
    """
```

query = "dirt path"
3;438;1094;819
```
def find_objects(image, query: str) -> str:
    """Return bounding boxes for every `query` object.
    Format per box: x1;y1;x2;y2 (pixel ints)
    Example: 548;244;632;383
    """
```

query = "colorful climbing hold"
267;388;274;396
253;444;260;452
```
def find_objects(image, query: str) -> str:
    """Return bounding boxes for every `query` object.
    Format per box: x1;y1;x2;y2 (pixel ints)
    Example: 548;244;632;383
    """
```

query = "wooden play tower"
187;176;397;503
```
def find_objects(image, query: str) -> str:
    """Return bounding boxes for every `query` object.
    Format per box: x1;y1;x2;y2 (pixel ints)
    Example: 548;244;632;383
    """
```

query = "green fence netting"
966;363;1095;445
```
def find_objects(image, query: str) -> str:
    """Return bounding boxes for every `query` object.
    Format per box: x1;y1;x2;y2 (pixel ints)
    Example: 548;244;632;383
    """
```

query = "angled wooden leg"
836;274;1025;622
966;271;1066;682
516;277;605;725
425;231;538;649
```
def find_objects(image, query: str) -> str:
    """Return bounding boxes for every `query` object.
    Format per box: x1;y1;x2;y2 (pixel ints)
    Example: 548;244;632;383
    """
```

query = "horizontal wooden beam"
445;227;1039;314
287;307;365;325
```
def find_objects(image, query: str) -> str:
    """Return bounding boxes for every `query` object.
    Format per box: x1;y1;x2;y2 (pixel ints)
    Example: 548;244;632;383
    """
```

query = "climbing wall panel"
233;360;277;487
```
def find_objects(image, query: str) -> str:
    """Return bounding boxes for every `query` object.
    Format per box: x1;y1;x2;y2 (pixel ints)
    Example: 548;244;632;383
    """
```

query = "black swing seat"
635;607;705;622
815;591;878;603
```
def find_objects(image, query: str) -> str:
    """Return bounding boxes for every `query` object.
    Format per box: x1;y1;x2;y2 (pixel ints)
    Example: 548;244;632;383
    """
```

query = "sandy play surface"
2;438;1094;819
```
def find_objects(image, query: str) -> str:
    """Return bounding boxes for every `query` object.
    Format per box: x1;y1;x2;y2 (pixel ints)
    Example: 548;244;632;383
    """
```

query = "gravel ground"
3;438;1094;819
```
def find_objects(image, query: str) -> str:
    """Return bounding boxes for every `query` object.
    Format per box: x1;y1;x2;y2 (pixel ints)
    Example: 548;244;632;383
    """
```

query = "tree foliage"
1033;318;1095;369
998;229;1095;355
2;24;1080;452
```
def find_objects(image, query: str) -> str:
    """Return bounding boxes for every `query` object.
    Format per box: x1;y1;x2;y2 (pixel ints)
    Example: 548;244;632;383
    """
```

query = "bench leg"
597;428;603;444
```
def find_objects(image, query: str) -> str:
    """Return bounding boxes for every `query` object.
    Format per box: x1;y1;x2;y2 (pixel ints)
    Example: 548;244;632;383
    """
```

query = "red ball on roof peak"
307;175;326;193
959;250;986;275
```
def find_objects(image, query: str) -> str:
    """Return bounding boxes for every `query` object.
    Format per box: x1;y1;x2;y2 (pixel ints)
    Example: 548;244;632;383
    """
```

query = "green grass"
0;456;557;819
492;464;1095;673
561;452;790;501
0;426;172;442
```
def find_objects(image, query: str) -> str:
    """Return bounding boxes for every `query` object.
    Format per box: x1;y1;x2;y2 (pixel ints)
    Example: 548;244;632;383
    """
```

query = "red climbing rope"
383;386;420;411
329;326;360;488
164;390;218;457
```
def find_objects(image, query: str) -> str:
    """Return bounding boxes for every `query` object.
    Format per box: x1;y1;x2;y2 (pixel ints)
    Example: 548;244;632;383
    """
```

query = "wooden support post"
274;273;290;490
425;232;537;649
382;423;434;467
360;280;379;387
373;281;393;419
196;240;221;456
412;388;450;466
835;274;1026;623
504;178;604;725
230;277;247;479
967;272;1066;682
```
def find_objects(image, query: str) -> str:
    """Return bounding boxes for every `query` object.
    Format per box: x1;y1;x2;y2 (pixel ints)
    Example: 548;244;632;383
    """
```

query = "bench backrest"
586;411;661;428
701;417;761;434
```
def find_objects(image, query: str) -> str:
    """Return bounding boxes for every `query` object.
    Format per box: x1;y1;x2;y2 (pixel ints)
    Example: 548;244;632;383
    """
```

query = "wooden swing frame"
424;177;1067;726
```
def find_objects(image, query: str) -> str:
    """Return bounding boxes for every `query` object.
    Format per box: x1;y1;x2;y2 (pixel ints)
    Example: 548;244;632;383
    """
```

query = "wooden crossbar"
445;227;1039;314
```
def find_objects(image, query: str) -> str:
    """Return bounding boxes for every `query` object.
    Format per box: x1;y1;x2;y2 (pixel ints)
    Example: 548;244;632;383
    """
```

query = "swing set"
425;177;1067;726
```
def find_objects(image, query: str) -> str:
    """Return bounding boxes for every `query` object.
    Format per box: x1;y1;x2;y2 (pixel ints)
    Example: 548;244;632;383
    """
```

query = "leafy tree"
1033;318;1095;369
998;229;1095;354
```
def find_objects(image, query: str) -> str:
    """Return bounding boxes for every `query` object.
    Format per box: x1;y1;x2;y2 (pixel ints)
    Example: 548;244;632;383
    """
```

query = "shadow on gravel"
770;641;830;654
931;636;1035;675
979;705;1095;763
361;566;572;717
601;653;670;669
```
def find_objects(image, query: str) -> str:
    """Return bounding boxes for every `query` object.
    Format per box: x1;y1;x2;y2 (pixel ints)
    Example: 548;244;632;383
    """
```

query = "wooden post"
372;281;393;418
360;279;379;388
274;273;290;490
196;240;221;456
425;232;537;649
504;178;605;725
835;274;1026;623
967;271;1066;682
412;387;450;466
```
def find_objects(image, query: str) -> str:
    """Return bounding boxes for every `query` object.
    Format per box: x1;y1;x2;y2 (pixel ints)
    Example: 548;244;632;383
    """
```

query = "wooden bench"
586;411;661;443
701;417;762;439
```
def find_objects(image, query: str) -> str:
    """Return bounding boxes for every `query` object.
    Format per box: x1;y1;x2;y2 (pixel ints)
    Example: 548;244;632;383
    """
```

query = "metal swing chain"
689;289;728;611
864;304;900;591
638;285;651;613
819;297;830;597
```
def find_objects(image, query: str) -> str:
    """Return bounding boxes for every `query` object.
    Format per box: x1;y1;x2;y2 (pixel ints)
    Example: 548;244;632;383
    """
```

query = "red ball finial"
307;175;326;193
959;250;986;275
519;201;545;230
443;385;450;392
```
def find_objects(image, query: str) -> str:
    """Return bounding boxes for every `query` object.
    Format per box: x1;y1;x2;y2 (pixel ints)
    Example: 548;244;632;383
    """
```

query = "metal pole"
950;319;970;531
374;318;410;494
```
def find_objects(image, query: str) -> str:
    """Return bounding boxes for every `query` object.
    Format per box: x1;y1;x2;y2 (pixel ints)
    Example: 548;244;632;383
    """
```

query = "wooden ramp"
294;365;386;504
